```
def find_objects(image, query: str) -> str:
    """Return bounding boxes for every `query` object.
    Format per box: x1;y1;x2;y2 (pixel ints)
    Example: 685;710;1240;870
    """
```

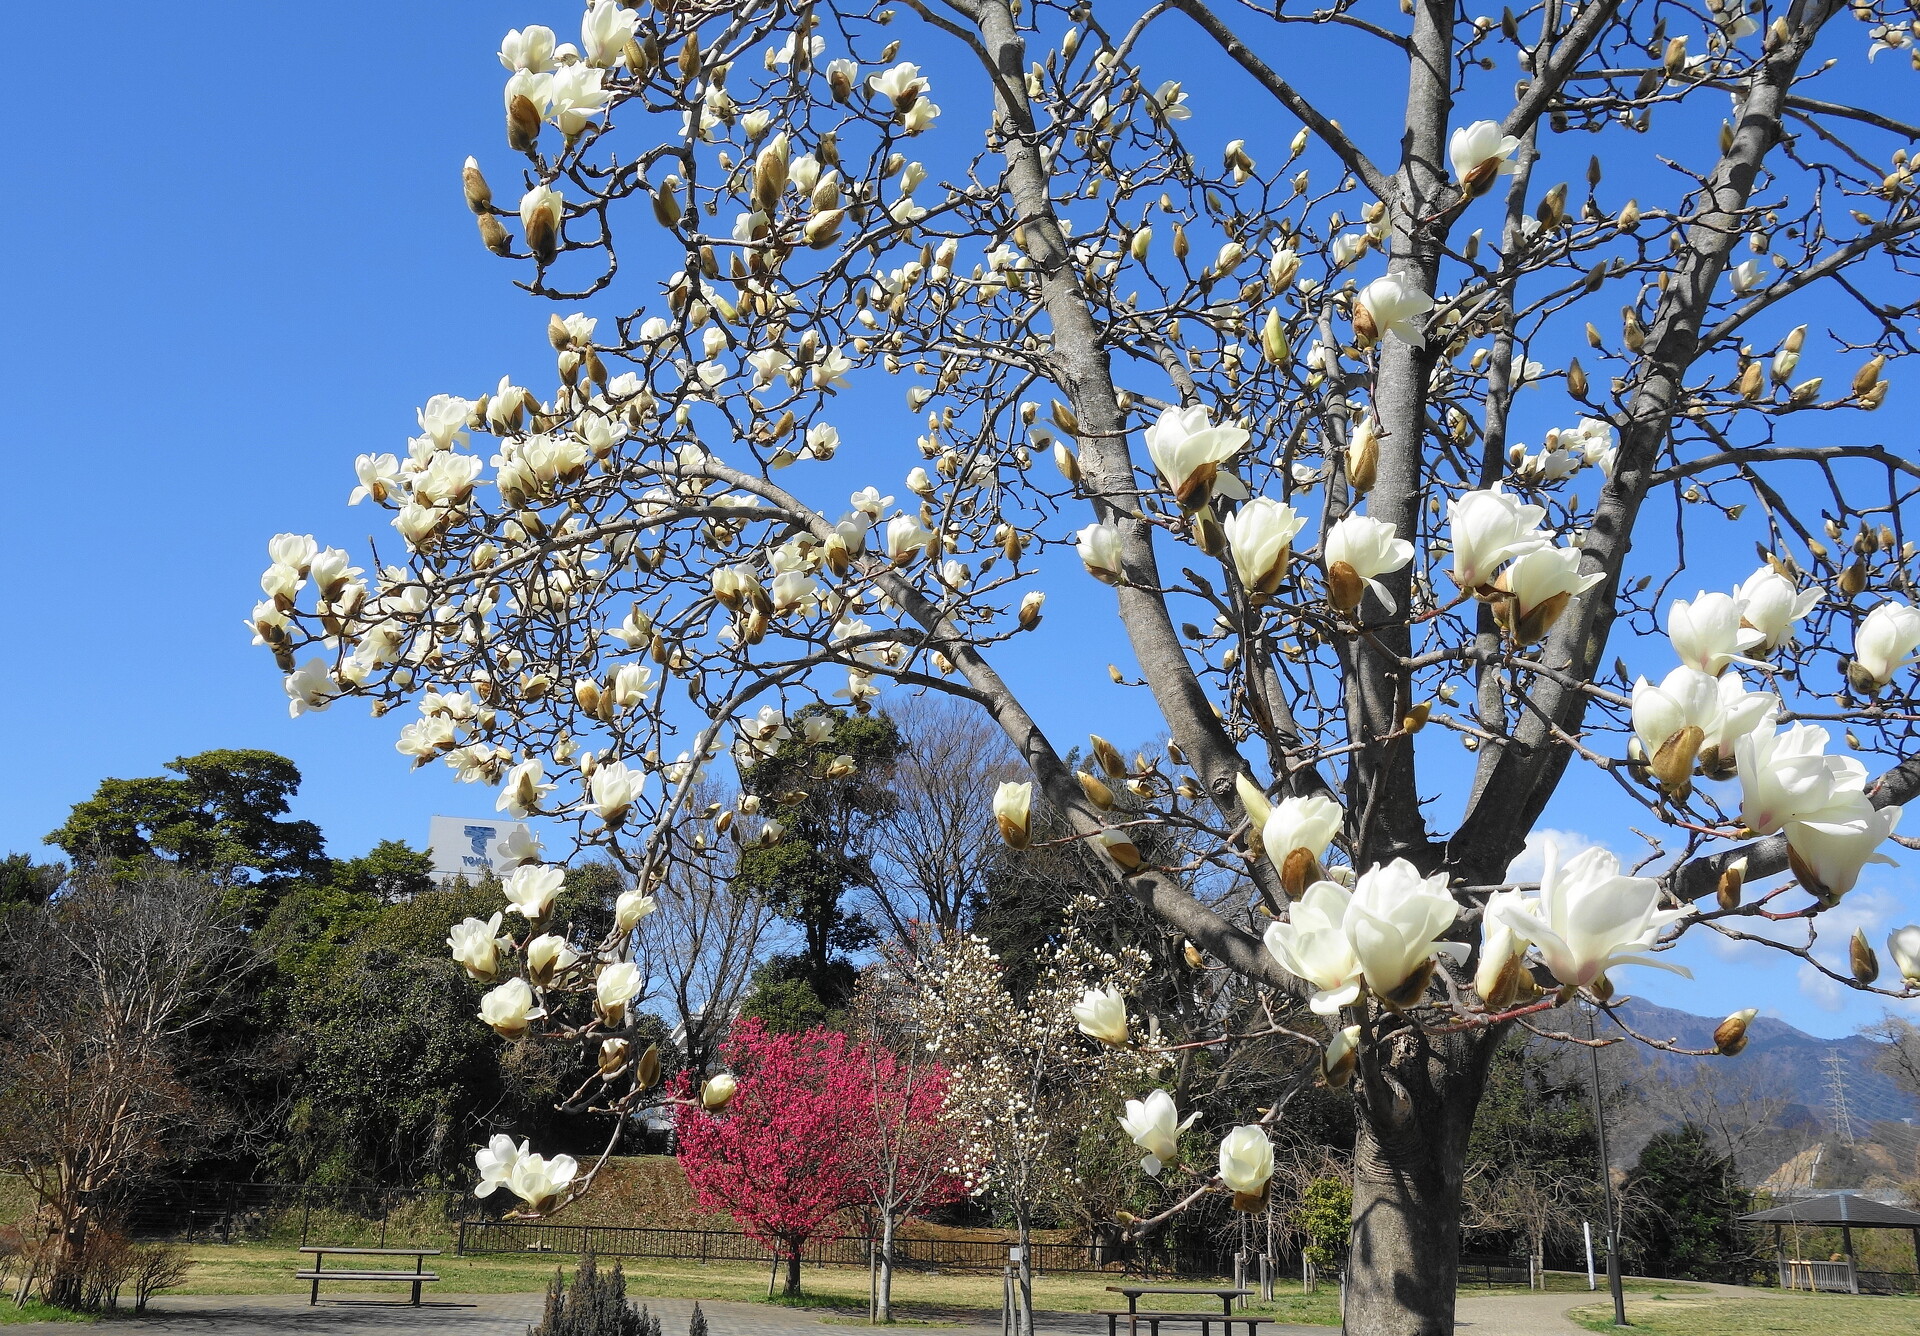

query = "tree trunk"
1014;1212;1035;1336
1343;1032;1494;1336
877;1212;896;1322
784;1244;802;1298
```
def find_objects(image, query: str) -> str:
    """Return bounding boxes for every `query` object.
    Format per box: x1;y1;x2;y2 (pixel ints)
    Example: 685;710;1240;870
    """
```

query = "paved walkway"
1;1294;1327;1336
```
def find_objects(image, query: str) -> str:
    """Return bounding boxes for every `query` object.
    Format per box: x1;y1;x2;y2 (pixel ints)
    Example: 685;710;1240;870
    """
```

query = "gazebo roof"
1742;1193;1920;1228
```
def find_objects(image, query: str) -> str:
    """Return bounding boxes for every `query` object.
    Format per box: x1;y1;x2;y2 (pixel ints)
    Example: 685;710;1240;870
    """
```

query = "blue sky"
3;1;1911;1039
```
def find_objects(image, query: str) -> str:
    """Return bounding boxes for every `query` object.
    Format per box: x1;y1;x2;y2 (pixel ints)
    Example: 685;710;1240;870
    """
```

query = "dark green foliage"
732;707;902;1001
327;840;437;903
45;749;327;927
1294;1177;1353;1269
688;1302;708;1336
527;1255;656;1336
737;948;852;1036
1622;1123;1757;1280
0;853;64;909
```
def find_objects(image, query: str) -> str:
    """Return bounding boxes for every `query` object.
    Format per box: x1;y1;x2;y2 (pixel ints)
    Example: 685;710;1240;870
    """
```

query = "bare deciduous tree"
0;867;251;1308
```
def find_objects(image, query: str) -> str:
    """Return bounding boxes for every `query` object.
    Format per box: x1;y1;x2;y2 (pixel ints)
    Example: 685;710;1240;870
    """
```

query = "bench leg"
310;1276;320;1306
412;1280;423;1306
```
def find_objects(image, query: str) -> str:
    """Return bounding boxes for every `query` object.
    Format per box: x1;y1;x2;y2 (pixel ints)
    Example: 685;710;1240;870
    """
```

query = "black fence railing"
113;1181;466;1245
455;1221;1231;1276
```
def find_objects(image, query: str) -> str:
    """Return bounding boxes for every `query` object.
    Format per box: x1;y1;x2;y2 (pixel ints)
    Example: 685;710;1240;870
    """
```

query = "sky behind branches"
3;0;1913;1038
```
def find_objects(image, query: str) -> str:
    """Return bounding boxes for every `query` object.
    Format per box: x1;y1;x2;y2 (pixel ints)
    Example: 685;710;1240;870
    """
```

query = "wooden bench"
1100;1283;1265;1336
1094;1311;1274;1336
296;1246;442;1306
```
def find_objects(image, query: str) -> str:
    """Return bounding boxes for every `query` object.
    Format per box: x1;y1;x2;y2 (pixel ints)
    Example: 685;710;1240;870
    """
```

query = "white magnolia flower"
1490;840;1690;989
1077;522;1125;584
1142;405;1250;507
1449;119;1522;194
478;978;545;1036
448;912;509;981
495;826;543;867
1071;985;1130;1045
1262;795;1343;891
1734;568;1823;654
497;758;550;819
1343;860;1466;1008
546;64;611;135
285;659;334;718
475;1134;527;1198
1632;666;1774;786
416;394;473;450
700;1072;738;1109
1217;1126;1275;1196
883;514;933;564
269;532;317;571
1496;547;1602;643
1784;794;1902;903
1262;882;1365;1015
499;25;557;73
503;863;566;919
349;452;404;506
1223;498;1307;595
524;933;581;986
1447;485;1551;589
586;760;643;824
1667;592;1764;675
1736;723;1867;834
580;0;639;67
505;1150;577;1211
993;781;1033;849
1853;601;1920;690
1889;926;1920;984
1324;514;1414;611
869;62;930;107
1475;890;1534;1008
1117;1089;1199;1176
1353;275;1435;345
614;889;659;933
595;961;645;1010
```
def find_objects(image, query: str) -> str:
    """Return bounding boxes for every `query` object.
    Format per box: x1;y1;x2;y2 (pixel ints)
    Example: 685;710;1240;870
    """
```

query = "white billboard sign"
428;815;531;884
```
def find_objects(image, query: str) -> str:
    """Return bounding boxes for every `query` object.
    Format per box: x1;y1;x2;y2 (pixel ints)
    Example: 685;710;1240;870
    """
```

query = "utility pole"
1587;1006;1628;1327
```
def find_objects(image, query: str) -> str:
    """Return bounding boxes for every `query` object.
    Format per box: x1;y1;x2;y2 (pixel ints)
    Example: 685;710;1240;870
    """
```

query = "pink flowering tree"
675;1020;867;1297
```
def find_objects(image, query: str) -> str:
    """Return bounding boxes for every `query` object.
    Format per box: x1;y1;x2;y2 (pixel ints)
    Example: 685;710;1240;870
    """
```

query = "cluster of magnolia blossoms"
475;1133;578;1212
1630;569;1910;903
1075;991;1276;1210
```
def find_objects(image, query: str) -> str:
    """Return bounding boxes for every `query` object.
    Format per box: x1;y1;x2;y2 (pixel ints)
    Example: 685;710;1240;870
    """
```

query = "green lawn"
1570;1288;1920;1334
0;1300;94;1325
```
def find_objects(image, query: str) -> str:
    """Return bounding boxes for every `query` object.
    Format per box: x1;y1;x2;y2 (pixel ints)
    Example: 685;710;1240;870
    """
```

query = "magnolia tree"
254;0;1920;1331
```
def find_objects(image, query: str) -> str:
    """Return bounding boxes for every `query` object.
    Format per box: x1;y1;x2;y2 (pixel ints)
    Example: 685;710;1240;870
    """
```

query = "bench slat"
298;1247;440;1255
296;1271;441;1281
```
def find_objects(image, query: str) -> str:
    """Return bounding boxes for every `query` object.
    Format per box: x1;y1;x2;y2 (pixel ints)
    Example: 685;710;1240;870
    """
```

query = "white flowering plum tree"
254;0;1920;1331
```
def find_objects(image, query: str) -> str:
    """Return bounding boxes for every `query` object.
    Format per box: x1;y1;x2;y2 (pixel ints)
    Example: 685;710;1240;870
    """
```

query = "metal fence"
455;1220;1231;1276
116;1181;466;1246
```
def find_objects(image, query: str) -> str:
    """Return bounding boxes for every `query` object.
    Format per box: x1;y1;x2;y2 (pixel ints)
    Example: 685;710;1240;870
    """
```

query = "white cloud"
1504;827;1610;883
1793;884;1900;1008
1798;962;1847;1012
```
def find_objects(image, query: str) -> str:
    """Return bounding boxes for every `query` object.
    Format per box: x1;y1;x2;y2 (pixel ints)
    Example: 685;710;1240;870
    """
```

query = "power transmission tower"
1823;1049;1857;1148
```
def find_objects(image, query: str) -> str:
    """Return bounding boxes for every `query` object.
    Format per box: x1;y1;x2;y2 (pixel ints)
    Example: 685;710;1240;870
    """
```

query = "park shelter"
1742;1192;1920;1294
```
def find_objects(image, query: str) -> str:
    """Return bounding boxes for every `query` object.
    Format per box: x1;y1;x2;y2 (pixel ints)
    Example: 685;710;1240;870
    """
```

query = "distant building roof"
1742;1192;1920;1228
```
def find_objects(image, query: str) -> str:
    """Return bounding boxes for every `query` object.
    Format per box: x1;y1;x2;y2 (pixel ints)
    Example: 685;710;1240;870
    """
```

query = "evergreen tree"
1622;1123;1756;1281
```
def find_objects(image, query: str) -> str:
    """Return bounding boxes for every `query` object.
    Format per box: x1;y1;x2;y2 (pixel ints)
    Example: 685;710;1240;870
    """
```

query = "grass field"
1569;1288;1920;1334
0;1300;94;1325
144;1244;1356;1323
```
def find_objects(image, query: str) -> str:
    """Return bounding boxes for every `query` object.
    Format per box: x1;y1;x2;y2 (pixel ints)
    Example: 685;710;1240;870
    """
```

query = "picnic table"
1097;1285;1265;1336
296;1246;442;1306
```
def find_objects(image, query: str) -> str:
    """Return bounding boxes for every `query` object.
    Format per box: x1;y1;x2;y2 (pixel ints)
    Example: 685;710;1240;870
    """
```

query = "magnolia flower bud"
462;156;493;214
993;781;1033;849
1018;591;1045;630
507;94;543;152
1851;929;1880;984
1716;857;1746;912
635;1042;662;1090
1889;926;1920;985
1183;941;1205;970
598;1038;632;1079
1091;735;1126;778
1321;1025;1361;1088
1096;828;1142;871
479;214;512;255
701;1073;738;1110
1078;770;1116;810
1714;1008;1757;1056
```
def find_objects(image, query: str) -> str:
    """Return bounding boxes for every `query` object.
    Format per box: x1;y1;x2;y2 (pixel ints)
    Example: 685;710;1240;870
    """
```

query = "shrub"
527;1253;659;1336
130;1244;191;1314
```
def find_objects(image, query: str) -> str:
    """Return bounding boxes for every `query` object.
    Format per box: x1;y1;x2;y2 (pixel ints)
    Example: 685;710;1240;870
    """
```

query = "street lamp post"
1587;1006;1628;1327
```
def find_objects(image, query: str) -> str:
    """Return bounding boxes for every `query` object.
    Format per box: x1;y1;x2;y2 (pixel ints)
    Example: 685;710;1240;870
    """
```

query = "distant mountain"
1607;998;1915;1131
